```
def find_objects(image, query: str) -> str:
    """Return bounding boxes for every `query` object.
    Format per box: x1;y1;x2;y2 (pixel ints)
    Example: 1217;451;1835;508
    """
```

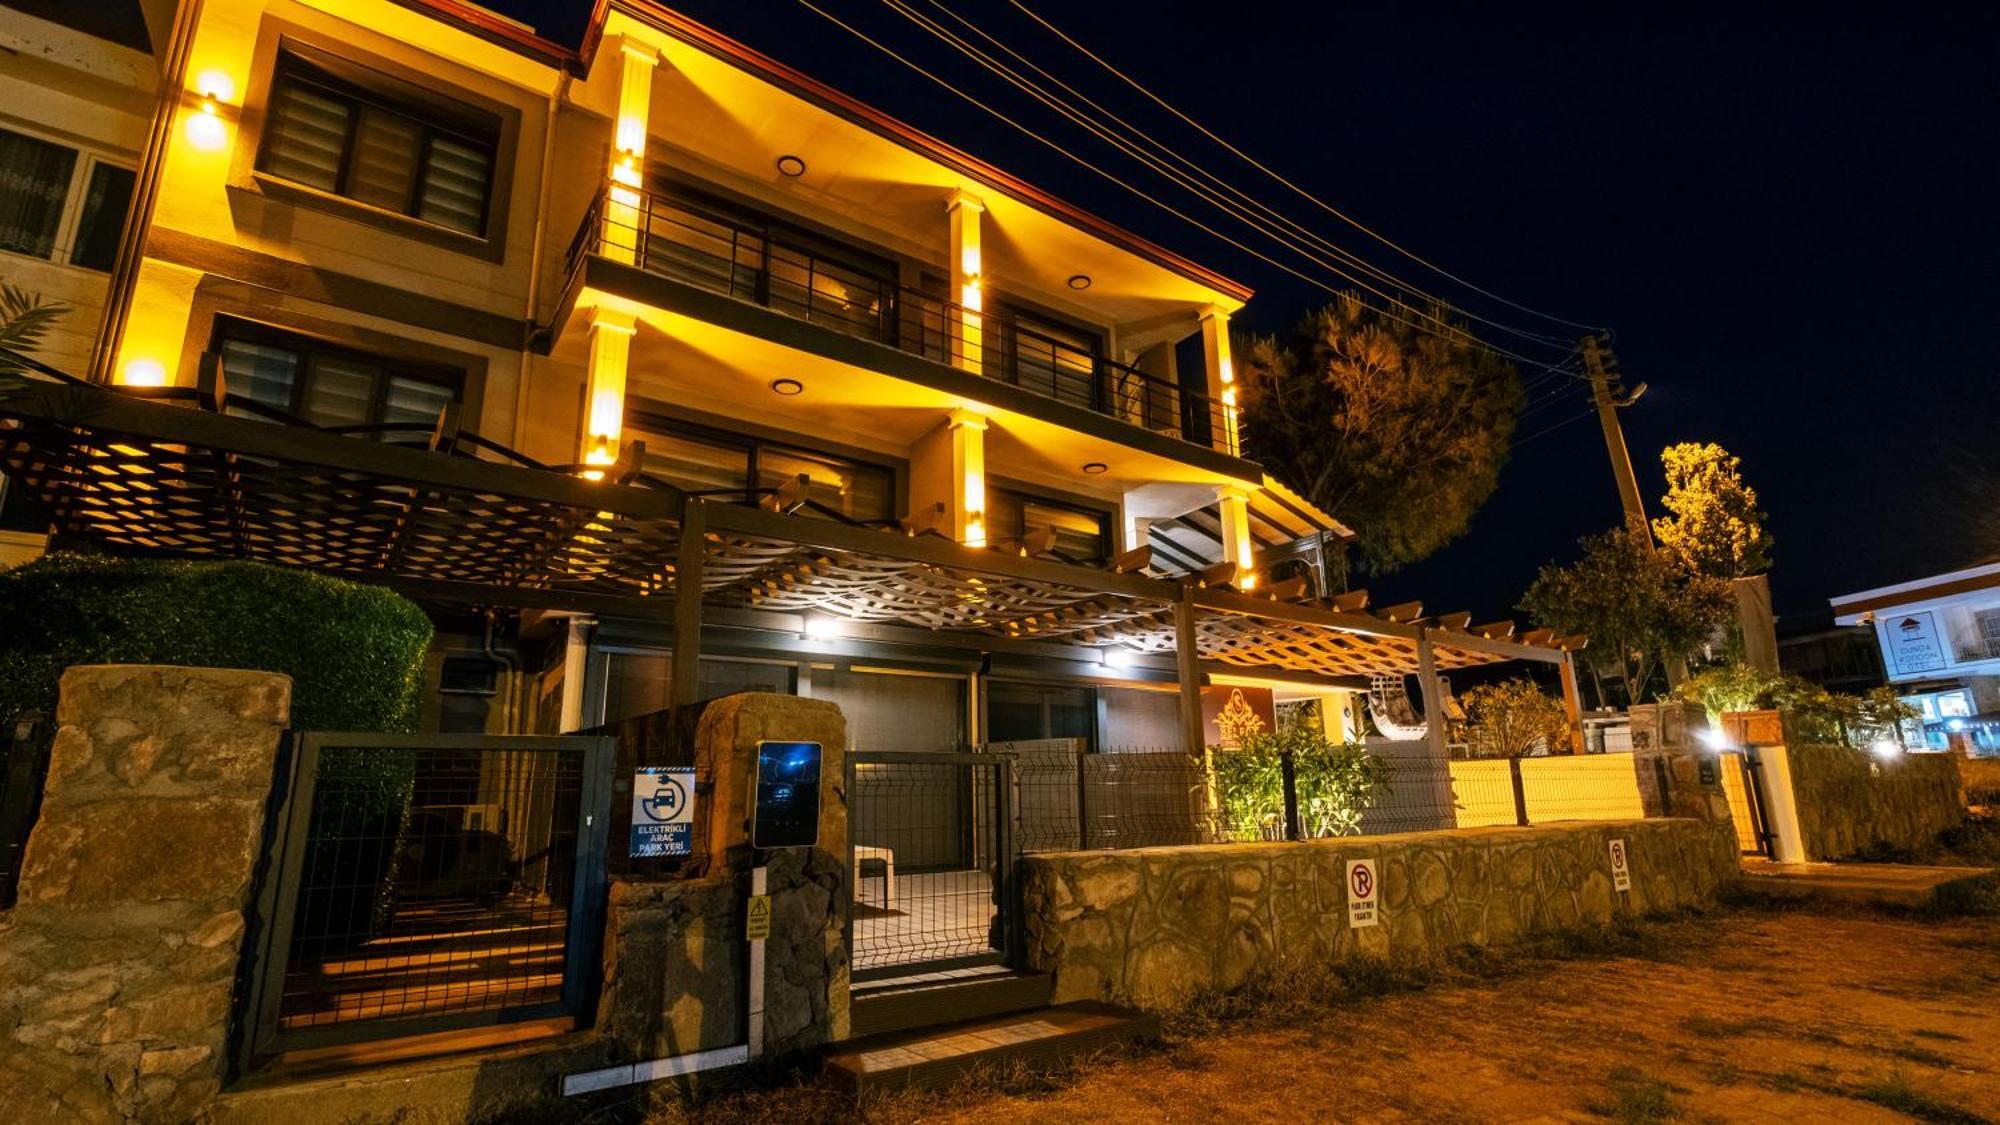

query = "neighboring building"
1777;609;1885;695
1832;560;2000;751
0;0;169;565
0;0;1582;746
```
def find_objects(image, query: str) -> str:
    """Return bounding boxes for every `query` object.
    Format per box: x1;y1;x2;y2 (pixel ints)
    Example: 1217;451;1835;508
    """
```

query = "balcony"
563;184;1236;461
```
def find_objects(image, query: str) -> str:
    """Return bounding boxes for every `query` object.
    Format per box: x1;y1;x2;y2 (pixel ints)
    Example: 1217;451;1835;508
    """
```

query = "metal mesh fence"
847;752;1011;980
272;740;589;1037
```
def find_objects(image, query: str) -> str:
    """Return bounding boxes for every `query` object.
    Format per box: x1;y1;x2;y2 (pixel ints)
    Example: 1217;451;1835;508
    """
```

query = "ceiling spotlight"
775;155;807;178
770;378;804;396
1081;462;1108;475
1067;274;1092;290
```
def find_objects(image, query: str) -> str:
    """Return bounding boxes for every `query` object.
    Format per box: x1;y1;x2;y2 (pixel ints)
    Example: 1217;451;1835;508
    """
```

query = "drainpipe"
481;608;521;734
514;70;570;451
91;0;204;383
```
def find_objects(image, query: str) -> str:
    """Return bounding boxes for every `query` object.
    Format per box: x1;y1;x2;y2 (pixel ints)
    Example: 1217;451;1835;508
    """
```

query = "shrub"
0;552;431;730
1461;677;1571;758
1674;663;1918;749
1211;726;1390;840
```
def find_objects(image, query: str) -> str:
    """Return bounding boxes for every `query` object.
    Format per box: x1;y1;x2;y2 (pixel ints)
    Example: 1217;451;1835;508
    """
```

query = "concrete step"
850;969;1054;1037
825;1001;1158;1092
1735;859;1997;909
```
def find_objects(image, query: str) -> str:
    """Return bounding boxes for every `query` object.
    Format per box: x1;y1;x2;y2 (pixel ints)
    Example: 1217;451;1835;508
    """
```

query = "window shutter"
263;80;350;192
301;354;377;427
416;135;490;233
347;108;421;214
219;339;302;414
382;374;456;428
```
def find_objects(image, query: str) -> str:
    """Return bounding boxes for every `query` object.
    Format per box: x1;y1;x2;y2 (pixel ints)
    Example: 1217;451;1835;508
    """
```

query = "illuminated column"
1199;305;1240;455
912;408;988;545
947;190;984;374
1217;483;1255;589
580;308;636;474
605;37;659;265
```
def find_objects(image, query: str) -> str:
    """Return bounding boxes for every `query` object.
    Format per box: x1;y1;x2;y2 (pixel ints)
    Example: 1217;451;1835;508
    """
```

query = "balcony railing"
567;185;1235;455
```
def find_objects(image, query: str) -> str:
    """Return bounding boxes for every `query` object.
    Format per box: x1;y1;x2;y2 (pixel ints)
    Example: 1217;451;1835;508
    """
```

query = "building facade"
1832;561;2000;752
3;0;1581;751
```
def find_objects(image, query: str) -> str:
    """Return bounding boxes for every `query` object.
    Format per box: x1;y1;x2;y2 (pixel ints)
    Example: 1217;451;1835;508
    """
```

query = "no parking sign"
1346;858;1379;928
1609;838;1632;892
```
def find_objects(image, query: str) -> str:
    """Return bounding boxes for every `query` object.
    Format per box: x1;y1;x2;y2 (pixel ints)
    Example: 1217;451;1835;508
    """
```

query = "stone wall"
1021;818;1740;1010
0;665;291;1123
1785;743;1963;860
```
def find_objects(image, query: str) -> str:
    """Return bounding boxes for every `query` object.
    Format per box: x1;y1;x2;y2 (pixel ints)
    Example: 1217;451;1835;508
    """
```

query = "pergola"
0;376;1585;752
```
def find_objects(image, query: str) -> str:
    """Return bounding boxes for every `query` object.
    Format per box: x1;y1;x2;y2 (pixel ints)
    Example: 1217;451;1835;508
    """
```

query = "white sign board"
1885;612;1948;676
631;766;695;857
1346;859;1379;928
1608;838;1631;892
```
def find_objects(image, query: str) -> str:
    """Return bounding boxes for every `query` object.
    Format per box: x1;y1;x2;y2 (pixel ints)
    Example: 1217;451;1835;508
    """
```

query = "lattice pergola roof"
0;380;1579;680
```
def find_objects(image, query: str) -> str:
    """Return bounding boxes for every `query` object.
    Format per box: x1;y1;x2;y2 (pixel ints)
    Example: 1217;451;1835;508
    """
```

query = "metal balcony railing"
567;185;1235;455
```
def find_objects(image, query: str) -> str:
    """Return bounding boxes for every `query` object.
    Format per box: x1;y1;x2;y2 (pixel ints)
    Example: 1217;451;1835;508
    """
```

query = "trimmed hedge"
0;553;431;731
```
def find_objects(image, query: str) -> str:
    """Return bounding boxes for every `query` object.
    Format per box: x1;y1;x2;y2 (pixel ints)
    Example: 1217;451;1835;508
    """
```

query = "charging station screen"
752;741;822;849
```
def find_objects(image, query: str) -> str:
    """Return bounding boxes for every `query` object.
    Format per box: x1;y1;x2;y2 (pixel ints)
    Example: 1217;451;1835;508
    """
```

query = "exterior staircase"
830;970;1158;1091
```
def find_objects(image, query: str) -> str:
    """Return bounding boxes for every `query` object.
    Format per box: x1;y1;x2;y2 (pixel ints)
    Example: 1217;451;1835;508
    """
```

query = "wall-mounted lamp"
118;358;167;388
1102;648;1137;670
185;71;235;153
802;614;843;642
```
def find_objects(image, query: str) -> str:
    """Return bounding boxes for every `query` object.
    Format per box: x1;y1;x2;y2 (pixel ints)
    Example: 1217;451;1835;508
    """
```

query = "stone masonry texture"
0;665;290;1124
1021;818;1741;1010
1785;743;1963;860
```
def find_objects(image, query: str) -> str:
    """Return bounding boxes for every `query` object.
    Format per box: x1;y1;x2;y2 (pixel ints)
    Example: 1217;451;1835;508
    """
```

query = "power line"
1005;0;1606;334
795;0;1583;379
899;0;1576;351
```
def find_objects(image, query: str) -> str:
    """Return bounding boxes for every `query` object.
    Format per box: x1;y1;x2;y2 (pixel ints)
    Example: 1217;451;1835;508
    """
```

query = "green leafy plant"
0;552;431;729
1520;526;1734;707
0;283;69;379
1460;678;1571;758
1674;664;1919;749
1211;726;1390;840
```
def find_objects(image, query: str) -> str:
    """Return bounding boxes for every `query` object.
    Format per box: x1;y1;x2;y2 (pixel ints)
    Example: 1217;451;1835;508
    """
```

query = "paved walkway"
1738;858;1996;908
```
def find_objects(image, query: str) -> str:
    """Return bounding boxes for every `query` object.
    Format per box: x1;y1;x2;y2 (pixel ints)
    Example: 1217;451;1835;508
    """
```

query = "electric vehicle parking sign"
631;766;695;857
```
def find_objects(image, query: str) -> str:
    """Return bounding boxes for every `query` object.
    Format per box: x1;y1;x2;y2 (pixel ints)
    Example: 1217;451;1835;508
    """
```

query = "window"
213;319;462;430
259;50;498;236
630;418;895;523
987;487;1112;565
999;305;1099;407
1971;609;2000;662
0;127;135;270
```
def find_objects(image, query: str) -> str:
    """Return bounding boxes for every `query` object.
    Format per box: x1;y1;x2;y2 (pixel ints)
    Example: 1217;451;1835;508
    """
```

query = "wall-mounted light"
1868;738;1902;759
1081;462;1108;475
775;154;807;178
1698;726;1735;752
1102;648;1137;670
118;357;167;388
770;378;804;396
1067;274;1092;290
185;73;231;153
802;614;843;642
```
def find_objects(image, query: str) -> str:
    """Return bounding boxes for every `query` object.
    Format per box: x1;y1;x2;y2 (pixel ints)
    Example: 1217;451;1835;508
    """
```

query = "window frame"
986;480;1116;565
255;48;501;239
0;122;137;272
208;315;466;430
627;412;900;524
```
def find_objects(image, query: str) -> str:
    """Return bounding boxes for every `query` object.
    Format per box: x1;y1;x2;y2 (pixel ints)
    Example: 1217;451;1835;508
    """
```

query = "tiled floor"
852;868;998;973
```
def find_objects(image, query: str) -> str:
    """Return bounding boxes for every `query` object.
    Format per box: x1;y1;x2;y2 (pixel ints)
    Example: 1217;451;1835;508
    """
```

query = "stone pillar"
1216;484;1255;589
909;408;988;546
1627;700;1733;826
947;190;984;374
0;665;290;1122
1199;305;1240;455
580;308;637;473
603;36;659;266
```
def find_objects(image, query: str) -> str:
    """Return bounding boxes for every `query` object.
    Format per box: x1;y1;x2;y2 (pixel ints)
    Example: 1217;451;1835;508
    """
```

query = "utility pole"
1578;333;1684;689
1579;334;1650;541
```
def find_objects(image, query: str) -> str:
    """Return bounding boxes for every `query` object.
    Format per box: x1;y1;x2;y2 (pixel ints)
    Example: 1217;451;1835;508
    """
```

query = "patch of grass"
1679;1015;1759;1039
1585;1066;1680;1123
1854;1070;1991;1125
1923;872;2000;919
1888;1043;1958;1069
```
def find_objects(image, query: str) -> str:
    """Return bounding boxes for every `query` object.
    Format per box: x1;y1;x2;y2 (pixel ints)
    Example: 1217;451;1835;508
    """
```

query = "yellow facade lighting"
118;358;168;388
185;69;236;153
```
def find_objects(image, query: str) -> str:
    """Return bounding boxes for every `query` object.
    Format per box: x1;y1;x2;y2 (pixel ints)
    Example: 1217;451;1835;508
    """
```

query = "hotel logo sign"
1886;612;1947;676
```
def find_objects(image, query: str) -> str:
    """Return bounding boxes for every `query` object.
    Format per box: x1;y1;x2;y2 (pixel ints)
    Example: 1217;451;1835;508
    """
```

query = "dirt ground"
656;904;2000;1124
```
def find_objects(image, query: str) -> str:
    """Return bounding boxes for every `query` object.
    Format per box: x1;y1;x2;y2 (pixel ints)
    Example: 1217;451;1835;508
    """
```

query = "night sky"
502;1;1999;624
